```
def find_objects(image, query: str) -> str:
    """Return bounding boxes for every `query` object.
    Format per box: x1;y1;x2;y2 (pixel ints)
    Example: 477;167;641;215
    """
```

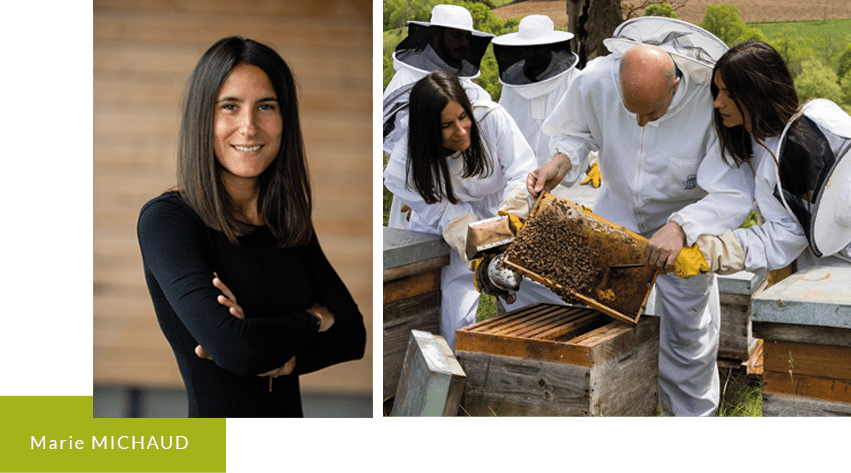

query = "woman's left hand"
195;274;297;378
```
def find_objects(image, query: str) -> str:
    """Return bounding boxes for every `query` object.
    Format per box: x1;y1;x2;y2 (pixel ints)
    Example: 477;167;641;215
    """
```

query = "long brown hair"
178;36;312;247
406;71;492;204
711;41;800;166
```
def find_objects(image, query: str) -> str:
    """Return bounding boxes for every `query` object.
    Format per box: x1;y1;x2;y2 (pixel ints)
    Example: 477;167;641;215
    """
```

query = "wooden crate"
383;228;450;399
455;303;659;416
752;266;851;416
716;271;768;369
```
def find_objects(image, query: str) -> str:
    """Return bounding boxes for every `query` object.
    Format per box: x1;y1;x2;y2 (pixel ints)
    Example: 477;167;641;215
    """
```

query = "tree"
837;45;851;83
840;69;851;114
769;26;815;77
699;4;747;46
567;0;624;68
795;58;843;105
622;0;686;20
643;3;677;19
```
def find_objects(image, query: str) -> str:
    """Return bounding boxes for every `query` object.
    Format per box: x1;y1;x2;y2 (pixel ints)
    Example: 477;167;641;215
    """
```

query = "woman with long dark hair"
137;36;366;417
383;70;545;351
682;41;851;276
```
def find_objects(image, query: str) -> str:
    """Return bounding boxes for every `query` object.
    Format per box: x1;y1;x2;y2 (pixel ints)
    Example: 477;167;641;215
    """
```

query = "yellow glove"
472;257;484;292
580;161;602;188
673;230;747;278
498;210;524;235
400;204;412;222
673;243;709;278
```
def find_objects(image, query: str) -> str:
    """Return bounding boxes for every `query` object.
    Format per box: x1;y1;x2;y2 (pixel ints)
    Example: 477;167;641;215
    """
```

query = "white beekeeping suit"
383;5;493;230
732;99;851;272
543;17;754;416
384;99;537;351
492;15;580;167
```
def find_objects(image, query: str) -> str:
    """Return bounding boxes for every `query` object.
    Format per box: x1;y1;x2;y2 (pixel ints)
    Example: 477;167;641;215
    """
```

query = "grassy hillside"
749;18;851;38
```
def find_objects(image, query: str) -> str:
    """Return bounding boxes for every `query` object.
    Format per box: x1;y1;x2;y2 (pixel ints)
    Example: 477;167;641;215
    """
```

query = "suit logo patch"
683;174;697;190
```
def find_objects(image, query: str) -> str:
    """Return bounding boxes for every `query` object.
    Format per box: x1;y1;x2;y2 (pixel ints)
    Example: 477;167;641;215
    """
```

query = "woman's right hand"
212;272;245;319
309;304;335;332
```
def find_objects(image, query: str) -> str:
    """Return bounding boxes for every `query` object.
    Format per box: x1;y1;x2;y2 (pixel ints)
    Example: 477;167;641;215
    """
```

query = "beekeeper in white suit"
384;71;538;351
383;4;494;230
528;17;755;416
492;15;580;167
682;41;851;277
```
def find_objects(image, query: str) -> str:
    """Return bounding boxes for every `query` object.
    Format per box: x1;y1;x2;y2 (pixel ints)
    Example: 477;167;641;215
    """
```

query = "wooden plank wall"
93;0;373;394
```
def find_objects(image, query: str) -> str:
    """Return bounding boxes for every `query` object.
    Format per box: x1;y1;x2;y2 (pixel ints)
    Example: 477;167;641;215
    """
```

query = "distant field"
493;1;851;26
748;18;851;39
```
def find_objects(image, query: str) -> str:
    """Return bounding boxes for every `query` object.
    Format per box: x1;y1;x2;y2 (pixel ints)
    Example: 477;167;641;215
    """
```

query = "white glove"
498;187;534;220
697;230;746;275
442;213;479;271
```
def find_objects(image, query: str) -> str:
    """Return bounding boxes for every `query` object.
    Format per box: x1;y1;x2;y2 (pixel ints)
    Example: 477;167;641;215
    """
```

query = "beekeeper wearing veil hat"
527;17;756;416
488;15;592;311
492;15;580;169
676;41;851;278
383;4;495;230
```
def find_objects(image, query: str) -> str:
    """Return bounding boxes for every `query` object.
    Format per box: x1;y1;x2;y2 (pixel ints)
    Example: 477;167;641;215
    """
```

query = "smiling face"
712;71;749;130
213;63;283;190
440;100;472;153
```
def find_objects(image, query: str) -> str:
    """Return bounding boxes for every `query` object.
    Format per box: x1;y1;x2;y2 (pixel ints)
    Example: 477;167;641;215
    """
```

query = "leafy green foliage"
699;4;746;45
475;53;502;101
767;26;816;75
796;58;843;104
840;71;851;114
836;44;851;81
643;3;677;19
699;3;767;47
699;3;763;47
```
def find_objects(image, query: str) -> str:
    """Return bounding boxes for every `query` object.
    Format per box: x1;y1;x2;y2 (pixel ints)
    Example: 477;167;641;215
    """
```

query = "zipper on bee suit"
633;126;647;228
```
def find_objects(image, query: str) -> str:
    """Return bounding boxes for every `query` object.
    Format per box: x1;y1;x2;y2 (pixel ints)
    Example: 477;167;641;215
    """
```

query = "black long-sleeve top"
137;192;366;417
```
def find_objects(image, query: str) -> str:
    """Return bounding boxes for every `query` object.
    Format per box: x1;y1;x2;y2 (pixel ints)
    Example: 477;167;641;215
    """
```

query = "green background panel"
0;397;225;472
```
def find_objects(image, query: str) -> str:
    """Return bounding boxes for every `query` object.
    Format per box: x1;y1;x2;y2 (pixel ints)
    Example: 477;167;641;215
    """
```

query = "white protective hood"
603;17;728;85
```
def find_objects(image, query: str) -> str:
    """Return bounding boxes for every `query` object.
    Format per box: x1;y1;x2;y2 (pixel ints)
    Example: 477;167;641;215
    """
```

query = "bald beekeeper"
527;18;756;416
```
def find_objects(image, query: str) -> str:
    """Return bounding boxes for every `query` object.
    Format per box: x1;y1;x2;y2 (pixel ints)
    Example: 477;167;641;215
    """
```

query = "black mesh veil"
775;115;851;256
394;23;492;78
492;40;578;85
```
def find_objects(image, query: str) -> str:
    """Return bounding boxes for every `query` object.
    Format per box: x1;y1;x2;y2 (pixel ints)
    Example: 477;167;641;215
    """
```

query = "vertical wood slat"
93;1;372;394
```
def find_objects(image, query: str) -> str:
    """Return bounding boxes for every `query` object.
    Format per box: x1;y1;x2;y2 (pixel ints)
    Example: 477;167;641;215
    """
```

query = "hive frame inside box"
455;303;659;416
505;192;657;326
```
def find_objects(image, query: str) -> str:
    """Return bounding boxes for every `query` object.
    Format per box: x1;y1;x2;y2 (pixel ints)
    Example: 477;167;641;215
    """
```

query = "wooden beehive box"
455;303;659;416
504;192;657;325
752;266;851;416
383;228;450;400
716;271;768;371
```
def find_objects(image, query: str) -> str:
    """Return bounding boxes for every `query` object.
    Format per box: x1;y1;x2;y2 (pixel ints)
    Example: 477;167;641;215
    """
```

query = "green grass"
747;18;851;39
716;368;763;417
